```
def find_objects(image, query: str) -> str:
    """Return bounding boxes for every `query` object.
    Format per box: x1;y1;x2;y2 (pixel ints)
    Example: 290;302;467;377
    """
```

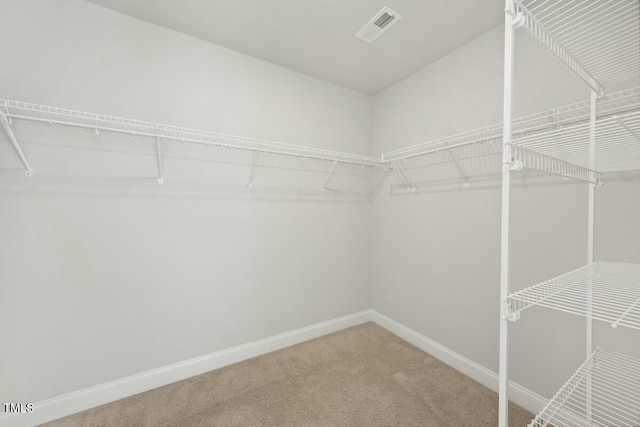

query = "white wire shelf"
506;262;640;330
381;87;639;187
515;0;640;93
382;87;638;161
513;109;640;173
0;98;393;199
1;87;637;192
529;348;640;427
0;99;383;167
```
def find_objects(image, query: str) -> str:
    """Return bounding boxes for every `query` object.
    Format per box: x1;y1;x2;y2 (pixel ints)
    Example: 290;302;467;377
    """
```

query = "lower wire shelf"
506;262;640;330
529;348;640;427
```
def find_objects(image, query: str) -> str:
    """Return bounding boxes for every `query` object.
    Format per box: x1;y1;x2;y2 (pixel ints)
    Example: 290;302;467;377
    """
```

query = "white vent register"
355;7;401;43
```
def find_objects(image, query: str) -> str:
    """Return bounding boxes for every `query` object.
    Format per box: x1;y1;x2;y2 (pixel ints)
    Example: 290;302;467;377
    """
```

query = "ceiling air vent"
355;7;402;43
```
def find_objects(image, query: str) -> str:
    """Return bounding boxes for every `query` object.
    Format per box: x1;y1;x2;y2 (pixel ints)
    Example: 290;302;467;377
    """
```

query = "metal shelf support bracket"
508;159;524;171
392;160;415;192
442;144;471;188
321;160;338;192
248;150;259;188
0;104;33;177
504;311;521;322
155;134;164;184
370;167;393;201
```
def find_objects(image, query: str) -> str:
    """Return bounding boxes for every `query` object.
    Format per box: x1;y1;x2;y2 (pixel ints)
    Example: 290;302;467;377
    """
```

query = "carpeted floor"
43;322;533;426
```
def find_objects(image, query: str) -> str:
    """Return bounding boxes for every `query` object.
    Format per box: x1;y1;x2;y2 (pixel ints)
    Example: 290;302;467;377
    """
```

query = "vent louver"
355;7;402;43
374;12;395;28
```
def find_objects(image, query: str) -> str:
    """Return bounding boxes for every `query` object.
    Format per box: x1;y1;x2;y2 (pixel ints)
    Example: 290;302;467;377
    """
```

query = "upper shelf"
514;0;640;94
506;262;640;331
0;99;383;167
1;87;638;194
0;98;391;200
382;87;639;190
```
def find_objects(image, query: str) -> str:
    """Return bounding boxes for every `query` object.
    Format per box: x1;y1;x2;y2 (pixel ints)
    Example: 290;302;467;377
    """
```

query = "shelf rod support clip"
504;311;521;322
0;103;33;177
504;1;525;29
503;298;521;322
321;160;338;192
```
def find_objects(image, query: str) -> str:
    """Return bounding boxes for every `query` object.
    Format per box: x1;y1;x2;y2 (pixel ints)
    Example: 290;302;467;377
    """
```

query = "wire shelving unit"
0;99;391;200
498;0;640;426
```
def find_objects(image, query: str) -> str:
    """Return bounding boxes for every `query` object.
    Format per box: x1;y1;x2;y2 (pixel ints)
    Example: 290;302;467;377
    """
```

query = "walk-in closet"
1;1;638;426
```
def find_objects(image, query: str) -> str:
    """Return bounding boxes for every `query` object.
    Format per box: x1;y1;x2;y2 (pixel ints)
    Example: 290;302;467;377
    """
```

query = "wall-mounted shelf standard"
0;99;391;200
506;262;640;330
529;348;640;427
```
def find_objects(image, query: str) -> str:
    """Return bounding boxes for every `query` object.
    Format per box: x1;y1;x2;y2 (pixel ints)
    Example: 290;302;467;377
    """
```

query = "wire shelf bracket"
0;103;33;177
247;150;259;189
154;133;165;184
445;144;471;188
392;160;415;192
320;160;338;192
370;167;393;201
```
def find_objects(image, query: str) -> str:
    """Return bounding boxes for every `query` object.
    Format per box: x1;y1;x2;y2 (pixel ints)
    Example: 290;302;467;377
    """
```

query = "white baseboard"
0;311;371;427
369;310;547;416
2;309;546;426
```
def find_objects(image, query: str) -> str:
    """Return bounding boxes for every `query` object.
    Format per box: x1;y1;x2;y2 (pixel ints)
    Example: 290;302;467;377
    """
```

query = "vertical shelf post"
499;1;516;426
585;89;597;424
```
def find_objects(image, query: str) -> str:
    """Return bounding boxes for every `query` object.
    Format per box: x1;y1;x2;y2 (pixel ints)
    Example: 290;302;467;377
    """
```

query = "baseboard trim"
369;310;547;416
0;311;371;427
3;310;547;426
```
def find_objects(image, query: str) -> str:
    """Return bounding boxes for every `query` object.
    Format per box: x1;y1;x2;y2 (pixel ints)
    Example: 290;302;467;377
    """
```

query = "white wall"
0;0;373;403
372;25;640;398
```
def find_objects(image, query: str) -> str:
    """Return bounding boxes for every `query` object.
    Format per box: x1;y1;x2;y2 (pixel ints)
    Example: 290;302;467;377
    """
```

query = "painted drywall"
0;0;373;403
372;24;640;398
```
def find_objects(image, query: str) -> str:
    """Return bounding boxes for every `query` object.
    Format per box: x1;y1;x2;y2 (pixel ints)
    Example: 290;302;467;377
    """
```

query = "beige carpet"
43;322;533;426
